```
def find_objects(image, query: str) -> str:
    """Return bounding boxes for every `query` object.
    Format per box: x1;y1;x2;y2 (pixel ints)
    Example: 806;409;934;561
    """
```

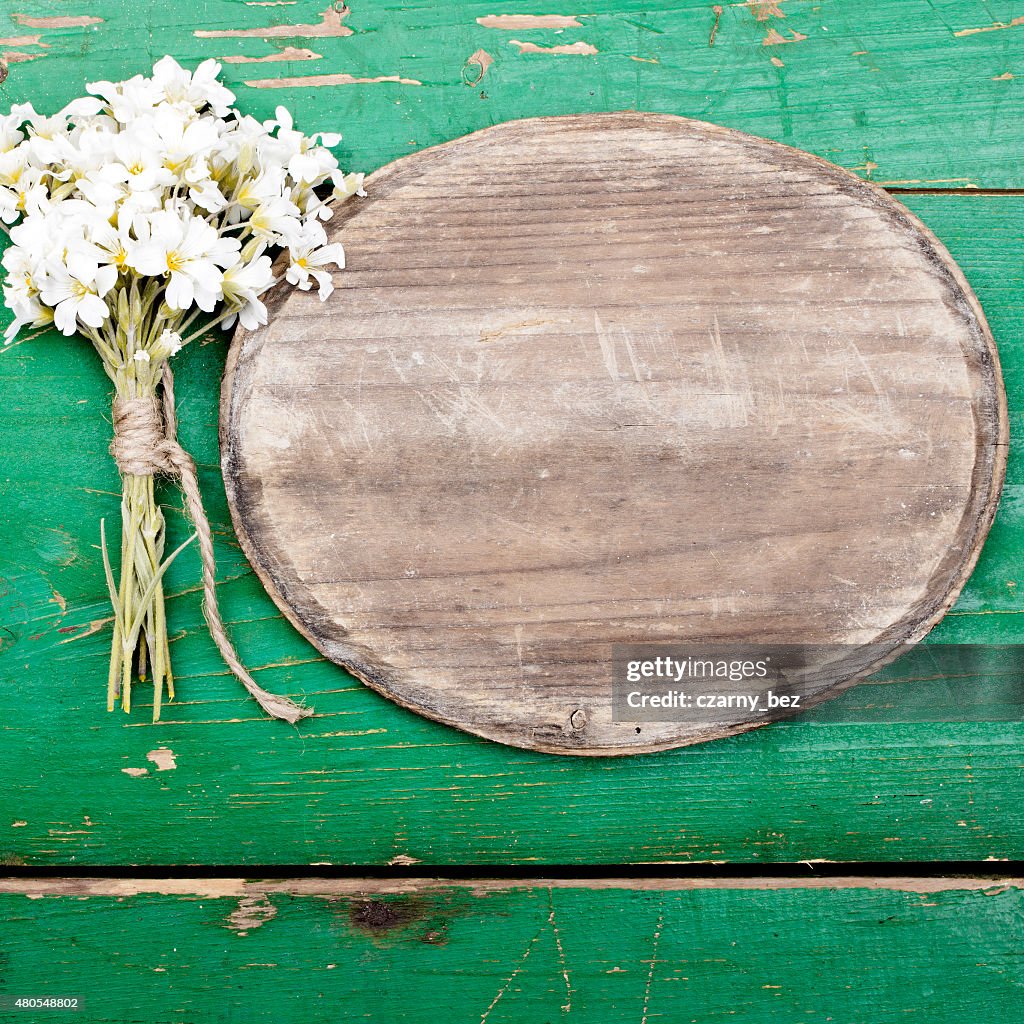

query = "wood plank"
222;112;1007;755
1;196;1023;864
0;1;1023;188
0;877;1021;1022
1;0;1024;861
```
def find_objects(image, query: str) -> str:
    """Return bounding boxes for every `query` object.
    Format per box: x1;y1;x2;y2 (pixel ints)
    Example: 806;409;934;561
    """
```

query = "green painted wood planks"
0;2;1023;866
1;878;1022;1023
0;1;1023;186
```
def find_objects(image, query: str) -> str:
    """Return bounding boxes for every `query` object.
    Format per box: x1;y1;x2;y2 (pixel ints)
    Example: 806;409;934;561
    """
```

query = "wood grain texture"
222;112;1007;754
1;877;1022;1023
0;1;1023;864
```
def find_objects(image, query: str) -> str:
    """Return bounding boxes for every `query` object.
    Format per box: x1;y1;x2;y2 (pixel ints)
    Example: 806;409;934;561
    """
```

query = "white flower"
3;290;52;343
74;165;128;215
87;72;162;123
0;103;35;153
264;106;339;185
152;109;220;184
0;56;359;343
111;132;174;193
2;242;52;342
248;194;301;243
231;166;287;218
86;215;134;271
152;56;235;118
8;205;80;265
129;208;240;311
285;224;344;299
332;170;366;205
188;176;227;213
133;349;150;363
221;253;274;329
0;164;49;224
157;328;183;356
39;250;117;335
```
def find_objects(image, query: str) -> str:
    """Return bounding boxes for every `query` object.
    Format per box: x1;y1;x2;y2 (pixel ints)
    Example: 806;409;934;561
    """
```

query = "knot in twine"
110;365;312;725
111;395;190;478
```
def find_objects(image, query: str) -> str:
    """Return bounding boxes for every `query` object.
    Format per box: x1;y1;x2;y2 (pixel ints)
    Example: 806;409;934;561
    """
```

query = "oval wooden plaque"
221;113;1007;755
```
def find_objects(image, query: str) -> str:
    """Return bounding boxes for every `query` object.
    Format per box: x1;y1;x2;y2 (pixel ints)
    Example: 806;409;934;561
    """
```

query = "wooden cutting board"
220;113;1007;755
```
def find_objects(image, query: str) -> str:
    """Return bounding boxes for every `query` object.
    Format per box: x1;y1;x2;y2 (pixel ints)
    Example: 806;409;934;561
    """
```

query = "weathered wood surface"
0;2;1023;861
1;1;1023;188
2;877;1022;1023
222;112;1007;754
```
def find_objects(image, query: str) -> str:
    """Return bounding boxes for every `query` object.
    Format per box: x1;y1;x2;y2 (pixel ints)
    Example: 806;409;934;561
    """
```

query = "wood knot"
569;708;588;731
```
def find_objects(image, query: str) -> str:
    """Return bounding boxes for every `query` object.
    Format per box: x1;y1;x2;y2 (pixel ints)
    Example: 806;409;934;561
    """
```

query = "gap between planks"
884;186;1024;196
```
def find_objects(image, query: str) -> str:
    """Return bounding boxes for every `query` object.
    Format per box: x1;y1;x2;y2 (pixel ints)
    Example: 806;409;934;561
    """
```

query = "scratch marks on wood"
245;72;422;87
592;311;619;381
227;894;278;936
508;39;597;55
146;747;177;771
640;911;664;1024
993;71;1014;80
477;15;582;29
221;46;322;63
763;27;807;44
463;48;493;85
222;113;1006;757
195;5;352;39
709;6;723;46
479;318;557;343
548;892;573;1013
10;14;103;28
954;16;1024;37
479;920;546;1022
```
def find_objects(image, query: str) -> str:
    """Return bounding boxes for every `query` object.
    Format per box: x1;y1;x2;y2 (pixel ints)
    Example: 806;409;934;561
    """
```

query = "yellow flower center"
166;251;184;273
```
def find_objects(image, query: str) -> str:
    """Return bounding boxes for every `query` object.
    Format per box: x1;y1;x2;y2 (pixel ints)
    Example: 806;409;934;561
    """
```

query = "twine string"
110;364;312;724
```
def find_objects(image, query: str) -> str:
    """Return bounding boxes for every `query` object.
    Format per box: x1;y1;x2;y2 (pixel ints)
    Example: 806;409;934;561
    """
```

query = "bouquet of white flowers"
0;56;364;722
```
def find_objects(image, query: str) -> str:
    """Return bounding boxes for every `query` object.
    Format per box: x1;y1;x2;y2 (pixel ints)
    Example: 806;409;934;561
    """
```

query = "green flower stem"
89;284;243;720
